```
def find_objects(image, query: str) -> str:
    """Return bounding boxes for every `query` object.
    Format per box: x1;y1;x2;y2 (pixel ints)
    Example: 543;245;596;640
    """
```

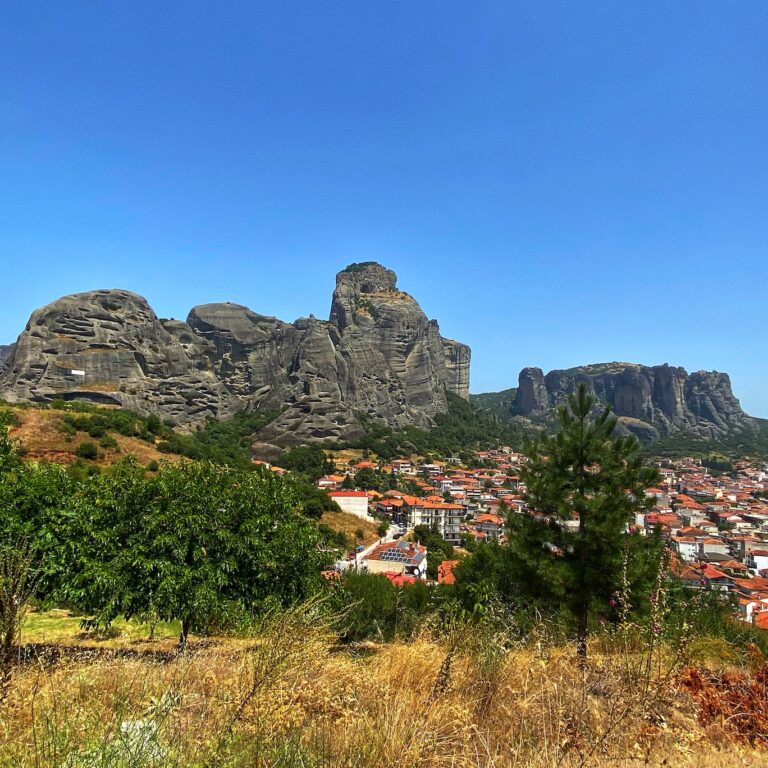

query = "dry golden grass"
1;609;766;767
320;509;380;547
323;447;370;467
7;407;174;466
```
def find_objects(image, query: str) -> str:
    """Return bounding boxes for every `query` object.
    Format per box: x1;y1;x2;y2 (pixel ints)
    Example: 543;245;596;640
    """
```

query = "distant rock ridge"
0;263;470;454
480;362;754;441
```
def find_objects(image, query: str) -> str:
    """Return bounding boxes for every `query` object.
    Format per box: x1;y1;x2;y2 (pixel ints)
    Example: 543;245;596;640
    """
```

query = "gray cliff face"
329;264;459;422
441;338;471;399
0;264;471;449
0;290;237;424
514;367;549;413
0;344;15;374
189;262;471;451
508;362;753;440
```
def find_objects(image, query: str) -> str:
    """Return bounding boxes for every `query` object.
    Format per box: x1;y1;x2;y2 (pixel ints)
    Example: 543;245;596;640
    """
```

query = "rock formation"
0;289;237;422
0;264;470;451
496;362;754;441
0;344;14;374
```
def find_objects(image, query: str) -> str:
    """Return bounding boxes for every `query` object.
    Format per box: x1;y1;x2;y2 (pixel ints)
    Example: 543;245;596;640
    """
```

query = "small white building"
746;549;768;575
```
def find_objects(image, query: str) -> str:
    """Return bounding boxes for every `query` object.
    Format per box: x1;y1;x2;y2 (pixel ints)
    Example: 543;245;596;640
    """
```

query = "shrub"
99;434;119;449
76;441;98;460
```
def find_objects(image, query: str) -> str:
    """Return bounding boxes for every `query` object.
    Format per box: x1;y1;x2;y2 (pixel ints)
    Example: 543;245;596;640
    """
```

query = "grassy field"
1;608;766;767
21;609;181;647
7;406;173;466
319;509;381;547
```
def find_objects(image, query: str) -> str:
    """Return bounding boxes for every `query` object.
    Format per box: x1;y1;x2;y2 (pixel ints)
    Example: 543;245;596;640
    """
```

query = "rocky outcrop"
514;367;549;414
0;290;237;423
441;338;471;399
0;344;14;374
188;262;471;451
0;264;471;448
503;362;754;440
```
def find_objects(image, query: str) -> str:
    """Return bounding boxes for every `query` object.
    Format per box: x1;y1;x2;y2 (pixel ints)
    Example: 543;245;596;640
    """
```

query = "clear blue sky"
1;2;766;415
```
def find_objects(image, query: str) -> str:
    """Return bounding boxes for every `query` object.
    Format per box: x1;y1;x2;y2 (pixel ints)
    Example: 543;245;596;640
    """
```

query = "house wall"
330;494;374;521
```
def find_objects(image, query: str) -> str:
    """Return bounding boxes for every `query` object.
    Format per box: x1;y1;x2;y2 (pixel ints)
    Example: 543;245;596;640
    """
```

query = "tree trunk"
179;617;190;651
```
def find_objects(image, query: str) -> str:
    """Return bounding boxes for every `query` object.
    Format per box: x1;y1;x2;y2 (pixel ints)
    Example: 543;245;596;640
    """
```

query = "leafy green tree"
279;444;329;481
64;459;328;648
516;384;660;659
0;414;21;474
291;483;339;519
0;433;79;599
331;572;430;642
413;524;457;580
354;467;379;491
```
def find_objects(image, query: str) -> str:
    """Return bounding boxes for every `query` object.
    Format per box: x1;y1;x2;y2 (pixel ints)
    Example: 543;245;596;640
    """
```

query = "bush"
331;572;431;642
75;441;98;460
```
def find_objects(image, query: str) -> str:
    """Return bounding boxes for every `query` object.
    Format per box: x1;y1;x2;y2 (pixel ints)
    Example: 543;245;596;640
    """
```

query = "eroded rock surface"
504;362;754;440
0;264;471;448
0;290;237;423
0;344;14;374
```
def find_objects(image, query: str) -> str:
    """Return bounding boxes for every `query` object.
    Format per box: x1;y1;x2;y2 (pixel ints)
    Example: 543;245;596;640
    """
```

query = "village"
284;448;768;632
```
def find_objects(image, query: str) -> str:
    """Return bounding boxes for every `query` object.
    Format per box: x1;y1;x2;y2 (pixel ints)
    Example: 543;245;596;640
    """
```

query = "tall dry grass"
0;604;765;767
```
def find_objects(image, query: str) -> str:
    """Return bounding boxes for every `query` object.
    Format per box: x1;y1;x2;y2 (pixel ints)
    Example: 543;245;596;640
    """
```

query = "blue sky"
1;2;766;415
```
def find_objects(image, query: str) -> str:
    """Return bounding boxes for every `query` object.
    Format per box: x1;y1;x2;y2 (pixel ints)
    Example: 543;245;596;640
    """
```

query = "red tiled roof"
437;560;460;585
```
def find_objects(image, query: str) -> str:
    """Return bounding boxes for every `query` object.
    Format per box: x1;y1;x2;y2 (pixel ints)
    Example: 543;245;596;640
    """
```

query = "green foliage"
331;572;430;642
700;456;735;474
58;459;328;643
413;524;456;580
318;523;349;551
351;467;379;490
291;483;339;519
0;415;22;474
665;582;768;657
344;392;530;461
468;387;518;421
75;441;99;460
341;261;380;273
55;402;160;443
99;434;119;450
0;409;21;429
649;418;768;459
0;428;330;645
0;455;80;597
156;410;280;468
279;444;334;481
514;384;661;657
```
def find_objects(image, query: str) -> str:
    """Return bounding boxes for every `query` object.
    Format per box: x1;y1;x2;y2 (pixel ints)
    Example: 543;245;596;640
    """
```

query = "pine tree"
516;383;660;659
